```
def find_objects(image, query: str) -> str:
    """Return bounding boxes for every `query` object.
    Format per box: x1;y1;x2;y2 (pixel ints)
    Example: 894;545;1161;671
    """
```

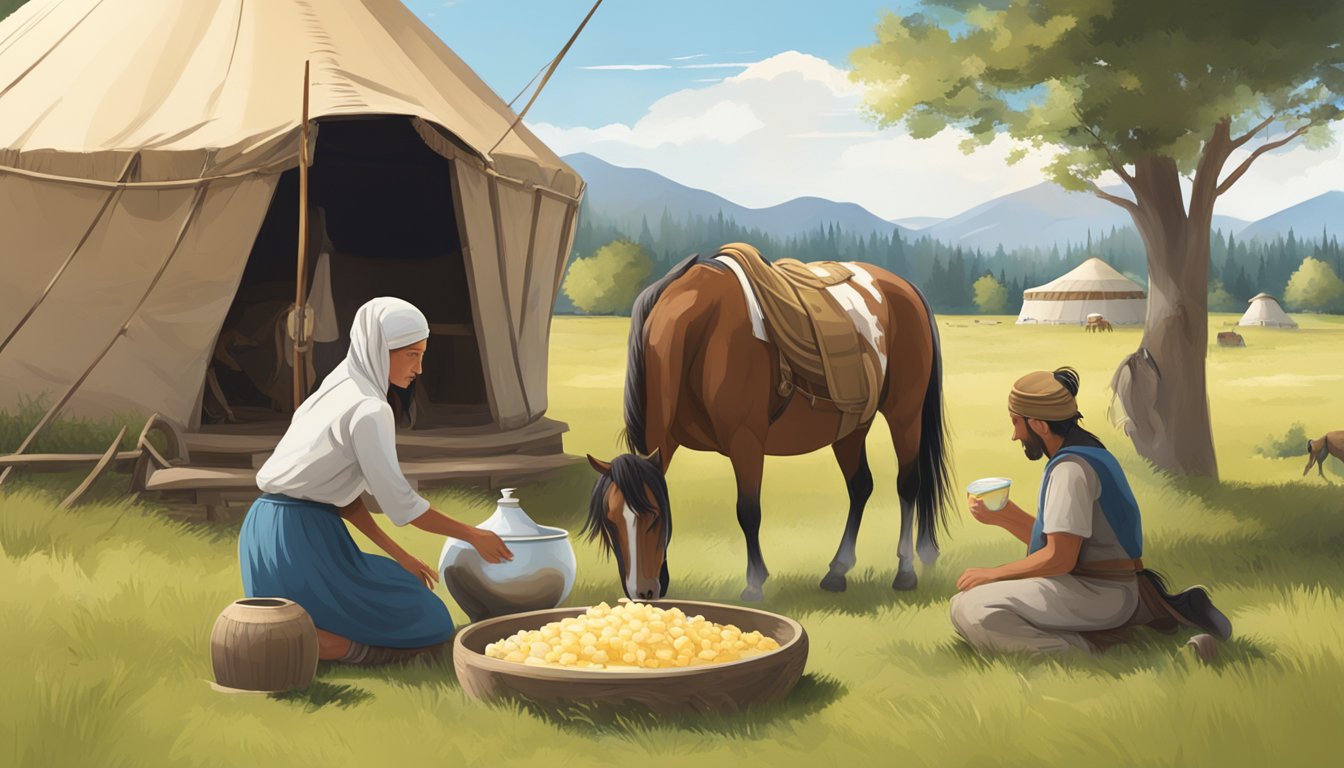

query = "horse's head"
583;450;670;600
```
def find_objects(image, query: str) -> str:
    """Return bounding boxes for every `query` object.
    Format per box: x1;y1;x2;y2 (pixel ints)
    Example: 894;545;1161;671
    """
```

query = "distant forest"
560;200;1344;315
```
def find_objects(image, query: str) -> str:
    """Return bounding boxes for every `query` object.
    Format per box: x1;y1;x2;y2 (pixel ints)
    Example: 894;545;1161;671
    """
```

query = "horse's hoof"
820;573;847;592
1186;634;1218;664
892;571;918;591
740;586;765;602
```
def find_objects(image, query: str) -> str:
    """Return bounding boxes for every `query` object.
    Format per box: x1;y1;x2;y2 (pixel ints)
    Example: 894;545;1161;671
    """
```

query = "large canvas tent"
1238;293;1298;328
1017;257;1147;325
0;0;583;448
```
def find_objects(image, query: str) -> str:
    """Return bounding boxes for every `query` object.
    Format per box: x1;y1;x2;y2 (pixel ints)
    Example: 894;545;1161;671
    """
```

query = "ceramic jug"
438;488;577;622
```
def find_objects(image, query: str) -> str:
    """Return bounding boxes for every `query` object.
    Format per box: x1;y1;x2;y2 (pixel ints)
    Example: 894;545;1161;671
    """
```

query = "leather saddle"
714;242;883;440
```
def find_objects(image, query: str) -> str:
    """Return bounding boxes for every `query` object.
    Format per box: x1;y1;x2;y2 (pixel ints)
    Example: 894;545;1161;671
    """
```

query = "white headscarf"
302;297;429;409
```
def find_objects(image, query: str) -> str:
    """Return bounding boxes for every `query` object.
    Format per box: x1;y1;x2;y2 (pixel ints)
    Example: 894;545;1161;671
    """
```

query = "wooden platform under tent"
0;413;582;519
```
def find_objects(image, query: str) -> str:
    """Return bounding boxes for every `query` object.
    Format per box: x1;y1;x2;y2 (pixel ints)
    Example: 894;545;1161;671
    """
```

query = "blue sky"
407;0;914;127
405;0;1344;221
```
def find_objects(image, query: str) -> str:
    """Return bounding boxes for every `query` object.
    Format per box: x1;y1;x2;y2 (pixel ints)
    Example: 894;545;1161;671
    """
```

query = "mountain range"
565;153;910;240
564;152;1343;251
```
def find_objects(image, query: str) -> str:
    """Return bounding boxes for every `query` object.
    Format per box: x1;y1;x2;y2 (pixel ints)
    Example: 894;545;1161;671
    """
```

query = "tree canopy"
562;239;653;315
1285;256;1344;311
851;0;1344;197
972;273;1009;313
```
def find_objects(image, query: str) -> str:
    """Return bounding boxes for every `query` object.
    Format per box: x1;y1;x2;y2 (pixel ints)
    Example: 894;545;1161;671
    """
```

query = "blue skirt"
238;493;454;648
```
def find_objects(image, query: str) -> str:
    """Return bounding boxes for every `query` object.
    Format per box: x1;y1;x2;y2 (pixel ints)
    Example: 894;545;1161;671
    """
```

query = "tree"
1284;257;1344;313
973;273;1009;314
852;1;1344;478
1;1;29;22
562;239;653;315
1206;280;1238;313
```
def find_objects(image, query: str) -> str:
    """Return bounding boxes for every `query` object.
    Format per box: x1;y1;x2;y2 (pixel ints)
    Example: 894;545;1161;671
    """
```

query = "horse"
583;248;953;602
1304;431;1344;478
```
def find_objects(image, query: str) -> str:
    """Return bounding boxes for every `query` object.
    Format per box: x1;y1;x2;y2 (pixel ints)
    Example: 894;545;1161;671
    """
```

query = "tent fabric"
0;0;580;194
448;161;529;428
0;176;278;423
1238;293;1298;329
1017;257;1147;325
0;0;581;431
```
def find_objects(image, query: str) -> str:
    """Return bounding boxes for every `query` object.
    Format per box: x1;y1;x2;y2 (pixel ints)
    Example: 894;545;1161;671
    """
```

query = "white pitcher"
438;488;577;622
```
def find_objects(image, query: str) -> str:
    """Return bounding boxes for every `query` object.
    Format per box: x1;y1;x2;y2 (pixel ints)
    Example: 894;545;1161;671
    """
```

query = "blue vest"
1029;446;1143;558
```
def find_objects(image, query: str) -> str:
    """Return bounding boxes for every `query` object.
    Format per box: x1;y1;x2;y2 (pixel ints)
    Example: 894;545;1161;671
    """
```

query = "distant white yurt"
1238;293;1298;328
1017;257;1147;325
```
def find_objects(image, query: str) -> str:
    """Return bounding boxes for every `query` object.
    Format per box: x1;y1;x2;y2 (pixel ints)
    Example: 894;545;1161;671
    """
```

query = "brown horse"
584;249;952;601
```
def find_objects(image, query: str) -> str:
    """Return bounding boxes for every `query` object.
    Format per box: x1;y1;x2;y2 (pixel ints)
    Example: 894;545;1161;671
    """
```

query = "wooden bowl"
453;599;808;714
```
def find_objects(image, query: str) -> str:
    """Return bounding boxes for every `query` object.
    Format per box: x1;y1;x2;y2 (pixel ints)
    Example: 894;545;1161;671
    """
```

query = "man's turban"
1008;369;1080;421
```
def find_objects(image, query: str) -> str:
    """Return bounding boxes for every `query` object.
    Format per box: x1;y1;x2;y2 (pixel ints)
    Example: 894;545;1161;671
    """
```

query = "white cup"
966;477;1012;512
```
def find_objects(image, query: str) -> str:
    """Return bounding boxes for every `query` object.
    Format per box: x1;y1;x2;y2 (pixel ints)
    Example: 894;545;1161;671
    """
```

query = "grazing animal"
1217;331;1245;347
1085;316;1113;332
1304;431;1344;478
585;248;952;602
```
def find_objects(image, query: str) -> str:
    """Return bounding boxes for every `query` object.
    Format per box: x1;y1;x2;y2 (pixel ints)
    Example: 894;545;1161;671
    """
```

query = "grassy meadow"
3;313;1343;767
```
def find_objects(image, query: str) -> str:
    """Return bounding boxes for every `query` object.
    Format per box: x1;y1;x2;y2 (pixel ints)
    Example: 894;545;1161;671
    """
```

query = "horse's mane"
620;252;723;455
582;454;673;556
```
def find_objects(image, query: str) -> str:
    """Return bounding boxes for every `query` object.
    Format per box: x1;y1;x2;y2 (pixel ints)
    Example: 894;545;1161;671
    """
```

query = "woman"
239;297;513;665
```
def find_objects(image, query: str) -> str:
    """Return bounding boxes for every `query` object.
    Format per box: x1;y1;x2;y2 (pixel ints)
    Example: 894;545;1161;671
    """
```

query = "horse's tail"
911;283;953;550
621;252;718;455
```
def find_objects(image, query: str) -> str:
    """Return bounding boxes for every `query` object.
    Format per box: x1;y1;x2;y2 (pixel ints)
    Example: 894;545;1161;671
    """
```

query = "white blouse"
256;378;429;526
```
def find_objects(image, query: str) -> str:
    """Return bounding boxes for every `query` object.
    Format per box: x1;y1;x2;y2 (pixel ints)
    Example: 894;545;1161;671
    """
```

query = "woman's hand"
468;529;514;564
395;551;440;590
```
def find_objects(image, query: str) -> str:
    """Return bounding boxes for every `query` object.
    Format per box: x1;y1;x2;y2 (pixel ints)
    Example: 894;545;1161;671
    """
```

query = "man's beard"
1020;430;1048;461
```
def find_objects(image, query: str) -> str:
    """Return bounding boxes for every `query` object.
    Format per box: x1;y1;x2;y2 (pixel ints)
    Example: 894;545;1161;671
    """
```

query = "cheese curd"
483;600;781;670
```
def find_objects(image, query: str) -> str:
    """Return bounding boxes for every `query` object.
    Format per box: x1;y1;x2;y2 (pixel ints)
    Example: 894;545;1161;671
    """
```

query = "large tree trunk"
1111;155;1219;478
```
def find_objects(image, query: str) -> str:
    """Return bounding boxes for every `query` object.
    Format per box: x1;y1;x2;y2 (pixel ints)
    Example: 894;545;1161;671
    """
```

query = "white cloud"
579;64;671;71
539;100;764;150
534;51;1344;221
677;62;757;69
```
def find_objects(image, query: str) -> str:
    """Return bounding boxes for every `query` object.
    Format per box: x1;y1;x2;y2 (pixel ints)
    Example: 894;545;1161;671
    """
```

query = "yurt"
1017;257;1147;325
1238;293;1298;329
0;0;584;501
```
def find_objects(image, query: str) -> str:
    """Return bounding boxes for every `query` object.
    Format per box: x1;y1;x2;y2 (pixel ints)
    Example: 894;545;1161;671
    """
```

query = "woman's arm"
955;532;1083;591
410;509;513;564
340;496;438;589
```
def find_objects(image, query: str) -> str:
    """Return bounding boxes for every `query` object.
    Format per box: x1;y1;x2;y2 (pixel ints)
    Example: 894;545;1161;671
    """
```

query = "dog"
1303;431;1344;478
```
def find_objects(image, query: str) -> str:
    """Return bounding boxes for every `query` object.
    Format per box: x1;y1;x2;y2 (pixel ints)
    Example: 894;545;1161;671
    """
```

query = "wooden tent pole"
293;60;311;412
488;0;603;155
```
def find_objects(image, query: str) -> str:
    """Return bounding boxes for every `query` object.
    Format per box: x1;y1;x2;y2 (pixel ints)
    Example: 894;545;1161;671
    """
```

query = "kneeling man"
950;366;1230;656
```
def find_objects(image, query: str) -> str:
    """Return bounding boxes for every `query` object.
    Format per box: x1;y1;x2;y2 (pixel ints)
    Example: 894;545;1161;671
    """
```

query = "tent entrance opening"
206;117;490;430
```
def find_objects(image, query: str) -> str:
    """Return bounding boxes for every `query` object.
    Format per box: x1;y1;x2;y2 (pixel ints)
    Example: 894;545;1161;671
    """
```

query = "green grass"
3;313;1342;767
0;397;167;454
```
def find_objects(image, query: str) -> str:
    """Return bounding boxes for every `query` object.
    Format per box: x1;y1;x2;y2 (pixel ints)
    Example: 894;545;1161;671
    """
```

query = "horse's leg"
820;429;873;592
729;436;770;602
886;411;933;590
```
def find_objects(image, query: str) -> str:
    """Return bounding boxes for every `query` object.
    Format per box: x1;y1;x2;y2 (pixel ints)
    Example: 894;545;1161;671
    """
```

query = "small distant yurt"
1238;293;1298;329
1016;257;1146;325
